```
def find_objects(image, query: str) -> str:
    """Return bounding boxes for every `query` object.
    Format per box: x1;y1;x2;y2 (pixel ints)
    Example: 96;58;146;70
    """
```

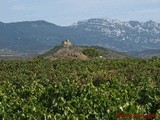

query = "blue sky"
0;0;160;26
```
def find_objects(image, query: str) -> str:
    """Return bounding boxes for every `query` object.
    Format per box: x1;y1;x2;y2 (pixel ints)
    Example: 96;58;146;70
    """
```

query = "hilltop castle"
62;40;72;47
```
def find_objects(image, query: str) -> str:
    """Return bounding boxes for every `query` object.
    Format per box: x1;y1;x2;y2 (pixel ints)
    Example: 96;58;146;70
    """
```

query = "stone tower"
63;40;72;47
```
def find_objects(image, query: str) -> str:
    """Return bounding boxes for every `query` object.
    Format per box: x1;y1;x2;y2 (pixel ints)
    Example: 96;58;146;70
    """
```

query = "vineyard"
0;58;160;119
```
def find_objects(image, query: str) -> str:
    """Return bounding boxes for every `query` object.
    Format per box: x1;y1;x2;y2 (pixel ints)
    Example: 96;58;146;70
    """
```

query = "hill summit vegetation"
82;48;100;58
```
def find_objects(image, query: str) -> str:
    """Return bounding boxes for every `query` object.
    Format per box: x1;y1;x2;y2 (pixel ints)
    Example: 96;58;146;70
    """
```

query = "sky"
0;0;160;26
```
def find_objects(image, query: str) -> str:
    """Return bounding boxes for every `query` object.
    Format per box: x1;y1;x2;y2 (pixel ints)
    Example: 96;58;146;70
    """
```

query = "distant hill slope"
0;21;65;53
125;49;160;58
0;18;160;55
40;45;128;60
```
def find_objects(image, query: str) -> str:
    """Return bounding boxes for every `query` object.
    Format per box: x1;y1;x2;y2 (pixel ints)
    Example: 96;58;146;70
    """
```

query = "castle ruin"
62;40;72;47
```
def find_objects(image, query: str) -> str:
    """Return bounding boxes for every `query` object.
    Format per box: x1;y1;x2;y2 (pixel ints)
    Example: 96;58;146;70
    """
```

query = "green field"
0;58;160;119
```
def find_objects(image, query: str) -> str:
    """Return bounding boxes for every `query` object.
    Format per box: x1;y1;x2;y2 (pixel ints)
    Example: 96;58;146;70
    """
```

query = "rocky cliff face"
71;18;160;51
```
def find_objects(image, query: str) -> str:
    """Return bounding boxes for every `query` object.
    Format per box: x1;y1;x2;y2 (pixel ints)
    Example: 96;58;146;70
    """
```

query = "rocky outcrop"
46;48;89;60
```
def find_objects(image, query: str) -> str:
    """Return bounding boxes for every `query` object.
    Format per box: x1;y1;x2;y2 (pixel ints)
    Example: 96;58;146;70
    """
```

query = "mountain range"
0;18;160;57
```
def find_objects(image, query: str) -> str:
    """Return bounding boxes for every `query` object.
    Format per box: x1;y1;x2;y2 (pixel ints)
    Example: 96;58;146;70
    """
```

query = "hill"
125;49;160;58
40;40;128;60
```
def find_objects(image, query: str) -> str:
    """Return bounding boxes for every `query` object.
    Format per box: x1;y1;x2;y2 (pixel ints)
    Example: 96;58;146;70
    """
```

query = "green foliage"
0;58;160;119
82;48;100;57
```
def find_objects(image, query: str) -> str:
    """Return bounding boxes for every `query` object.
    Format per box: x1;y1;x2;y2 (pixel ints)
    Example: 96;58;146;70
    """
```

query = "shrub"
82;48;100;57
